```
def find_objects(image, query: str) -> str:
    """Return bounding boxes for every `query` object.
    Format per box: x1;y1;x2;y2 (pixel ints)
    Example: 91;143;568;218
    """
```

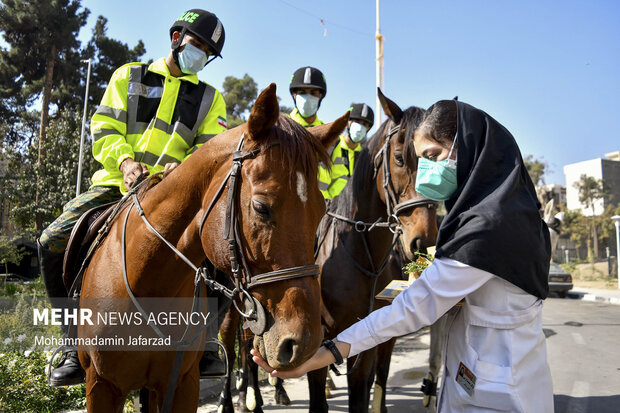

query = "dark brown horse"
77;84;348;412
309;90;438;413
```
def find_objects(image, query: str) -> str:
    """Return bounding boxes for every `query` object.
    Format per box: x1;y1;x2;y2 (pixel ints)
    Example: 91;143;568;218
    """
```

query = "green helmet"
170;9;225;57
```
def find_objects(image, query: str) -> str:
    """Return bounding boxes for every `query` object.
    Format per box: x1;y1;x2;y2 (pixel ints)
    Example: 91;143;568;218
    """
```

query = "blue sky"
77;0;620;185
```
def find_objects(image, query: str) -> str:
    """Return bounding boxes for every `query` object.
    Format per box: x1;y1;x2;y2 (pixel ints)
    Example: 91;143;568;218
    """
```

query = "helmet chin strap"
171;28;187;69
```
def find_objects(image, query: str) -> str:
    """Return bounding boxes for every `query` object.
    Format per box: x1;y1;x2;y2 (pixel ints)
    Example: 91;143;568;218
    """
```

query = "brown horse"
77;84;348;412
309;90;438;413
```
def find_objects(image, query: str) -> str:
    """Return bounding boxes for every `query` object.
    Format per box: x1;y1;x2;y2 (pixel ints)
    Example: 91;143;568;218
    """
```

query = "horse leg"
347;349;377;413
274;377;291;405
85;368;126;413
371;338;396;413
218;305;239;413
307;366;329;413
168;371;201;413
246;343;265;413
237;329;250;411
424;314;448;413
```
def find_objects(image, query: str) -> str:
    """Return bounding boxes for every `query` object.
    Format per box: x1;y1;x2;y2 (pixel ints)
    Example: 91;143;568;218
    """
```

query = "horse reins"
325;122;437;376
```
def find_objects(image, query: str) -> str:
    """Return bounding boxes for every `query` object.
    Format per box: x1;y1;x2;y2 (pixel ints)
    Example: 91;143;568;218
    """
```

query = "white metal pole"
375;0;383;125
612;215;620;289
76;58;92;196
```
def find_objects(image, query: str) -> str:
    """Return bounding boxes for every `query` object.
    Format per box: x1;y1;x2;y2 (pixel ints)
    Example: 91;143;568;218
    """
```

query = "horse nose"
276;336;299;366
409;237;423;253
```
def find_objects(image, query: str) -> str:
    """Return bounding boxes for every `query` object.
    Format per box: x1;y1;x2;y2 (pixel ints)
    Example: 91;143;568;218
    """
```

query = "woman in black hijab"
252;100;554;412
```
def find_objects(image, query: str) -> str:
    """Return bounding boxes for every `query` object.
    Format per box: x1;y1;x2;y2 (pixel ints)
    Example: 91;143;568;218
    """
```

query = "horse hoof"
325;388;332;399
275;388;291;405
326;374;336;390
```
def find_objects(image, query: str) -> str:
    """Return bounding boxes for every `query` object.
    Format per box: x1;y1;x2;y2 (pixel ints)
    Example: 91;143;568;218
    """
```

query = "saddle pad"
62;201;118;292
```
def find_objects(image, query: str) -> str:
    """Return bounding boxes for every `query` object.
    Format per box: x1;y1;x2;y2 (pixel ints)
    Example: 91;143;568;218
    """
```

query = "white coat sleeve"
336;257;494;357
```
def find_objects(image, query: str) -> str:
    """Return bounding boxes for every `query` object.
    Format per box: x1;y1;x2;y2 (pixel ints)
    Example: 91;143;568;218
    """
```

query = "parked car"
548;262;573;298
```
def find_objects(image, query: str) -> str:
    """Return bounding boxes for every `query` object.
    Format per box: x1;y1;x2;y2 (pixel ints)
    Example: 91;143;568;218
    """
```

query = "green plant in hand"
404;252;434;277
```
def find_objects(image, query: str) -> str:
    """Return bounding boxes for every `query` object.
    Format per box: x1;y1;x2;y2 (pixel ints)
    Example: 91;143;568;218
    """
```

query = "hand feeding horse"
309;90;439;413
77;84;349;412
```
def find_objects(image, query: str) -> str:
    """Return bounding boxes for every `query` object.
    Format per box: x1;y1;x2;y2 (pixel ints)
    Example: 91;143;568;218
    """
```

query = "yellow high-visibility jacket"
317;135;361;200
288;108;324;128
90;58;227;192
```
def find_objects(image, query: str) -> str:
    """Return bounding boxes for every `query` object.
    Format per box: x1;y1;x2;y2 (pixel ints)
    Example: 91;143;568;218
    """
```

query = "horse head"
374;89;438;261
201;83;348;369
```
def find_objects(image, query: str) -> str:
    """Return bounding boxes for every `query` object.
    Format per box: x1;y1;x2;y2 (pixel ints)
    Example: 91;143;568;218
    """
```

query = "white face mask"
348;122;368;142
295;94;320;118
178;42;208;75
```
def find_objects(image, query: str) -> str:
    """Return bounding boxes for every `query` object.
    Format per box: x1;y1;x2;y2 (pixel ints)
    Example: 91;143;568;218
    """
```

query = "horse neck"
127;136;235;293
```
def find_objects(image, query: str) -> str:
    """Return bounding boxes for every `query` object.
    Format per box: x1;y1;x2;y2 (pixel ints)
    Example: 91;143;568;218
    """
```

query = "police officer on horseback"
37;8;228;386
288;66;327;128
318;103;374;199
287;66;374;199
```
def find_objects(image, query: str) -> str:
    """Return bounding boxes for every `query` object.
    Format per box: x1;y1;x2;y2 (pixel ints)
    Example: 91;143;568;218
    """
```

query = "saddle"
62;201;119;294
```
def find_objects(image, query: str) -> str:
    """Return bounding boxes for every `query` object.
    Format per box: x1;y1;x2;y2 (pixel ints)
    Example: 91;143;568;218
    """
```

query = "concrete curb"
567;290;620;305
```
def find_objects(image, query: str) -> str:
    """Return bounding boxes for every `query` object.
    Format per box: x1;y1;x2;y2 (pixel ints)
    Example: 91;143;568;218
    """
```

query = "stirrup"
199;338;229;380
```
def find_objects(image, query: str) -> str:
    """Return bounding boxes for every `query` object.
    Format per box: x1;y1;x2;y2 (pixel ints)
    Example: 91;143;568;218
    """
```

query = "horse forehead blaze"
295;171;308;203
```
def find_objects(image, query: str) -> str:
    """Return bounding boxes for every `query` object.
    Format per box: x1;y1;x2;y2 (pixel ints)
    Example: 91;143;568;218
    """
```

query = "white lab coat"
337;257;554;412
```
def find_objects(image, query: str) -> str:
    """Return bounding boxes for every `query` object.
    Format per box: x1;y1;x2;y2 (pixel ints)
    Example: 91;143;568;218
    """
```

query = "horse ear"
543;199;555;222
378;88;403;124
247;83;279;141
308;111;350;149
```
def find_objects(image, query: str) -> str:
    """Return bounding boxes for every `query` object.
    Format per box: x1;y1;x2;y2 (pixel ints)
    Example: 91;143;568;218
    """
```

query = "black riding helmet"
170;9;225;59
289;66;327;98
349;103;374;129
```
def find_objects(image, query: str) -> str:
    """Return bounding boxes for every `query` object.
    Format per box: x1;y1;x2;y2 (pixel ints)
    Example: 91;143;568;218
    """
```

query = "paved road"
197;296;620;412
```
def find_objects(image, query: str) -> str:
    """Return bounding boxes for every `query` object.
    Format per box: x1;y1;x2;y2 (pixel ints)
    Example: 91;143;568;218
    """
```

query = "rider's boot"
199;349;226;378
49;347;86;386
38;240;86;386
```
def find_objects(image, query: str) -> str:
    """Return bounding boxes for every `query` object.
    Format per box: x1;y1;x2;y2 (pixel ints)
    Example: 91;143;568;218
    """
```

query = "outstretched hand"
250;339;351;379
250;349;306;379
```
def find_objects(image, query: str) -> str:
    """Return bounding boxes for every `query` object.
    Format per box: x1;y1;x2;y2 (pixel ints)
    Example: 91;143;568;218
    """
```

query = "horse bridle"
373;123;438;219
123;134;319;338
324;121;437;376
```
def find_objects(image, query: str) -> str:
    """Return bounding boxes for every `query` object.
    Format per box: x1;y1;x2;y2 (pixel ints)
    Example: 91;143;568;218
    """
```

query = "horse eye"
394;153;404;166
252;200;271;218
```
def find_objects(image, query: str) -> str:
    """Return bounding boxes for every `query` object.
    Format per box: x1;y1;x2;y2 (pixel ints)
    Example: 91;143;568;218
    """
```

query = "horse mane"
247;115;330;184
329;106;426;217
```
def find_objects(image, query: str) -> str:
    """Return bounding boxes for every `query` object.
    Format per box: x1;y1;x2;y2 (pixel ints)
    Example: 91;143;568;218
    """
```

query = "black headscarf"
434;101;550;299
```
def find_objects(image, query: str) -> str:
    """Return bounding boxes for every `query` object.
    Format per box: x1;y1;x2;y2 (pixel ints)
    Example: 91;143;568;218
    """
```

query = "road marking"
567;380;589;413
571;332;585;345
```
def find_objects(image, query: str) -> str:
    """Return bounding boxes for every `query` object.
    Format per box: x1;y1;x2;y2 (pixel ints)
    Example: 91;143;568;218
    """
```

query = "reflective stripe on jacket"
317;135;361;200
90;58;227;192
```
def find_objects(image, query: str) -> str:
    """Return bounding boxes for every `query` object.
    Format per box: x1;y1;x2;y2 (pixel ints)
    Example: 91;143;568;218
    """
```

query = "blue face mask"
295;94;320;118
414;139;458;201
348;122;368;143
178;42;208;75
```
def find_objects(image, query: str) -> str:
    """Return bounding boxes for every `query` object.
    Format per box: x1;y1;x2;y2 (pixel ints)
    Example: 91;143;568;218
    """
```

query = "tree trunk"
35;44;57;233
592;222;599;260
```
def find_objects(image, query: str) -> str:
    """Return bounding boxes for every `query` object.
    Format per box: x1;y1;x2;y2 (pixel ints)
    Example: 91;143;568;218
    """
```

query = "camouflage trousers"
39;186;121;253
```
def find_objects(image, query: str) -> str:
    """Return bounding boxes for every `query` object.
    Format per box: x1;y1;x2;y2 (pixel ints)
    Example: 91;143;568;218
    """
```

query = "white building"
564;151;620;216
